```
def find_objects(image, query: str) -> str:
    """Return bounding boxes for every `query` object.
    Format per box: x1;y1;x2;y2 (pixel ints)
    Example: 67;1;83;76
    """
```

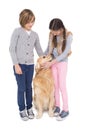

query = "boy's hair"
19;9;35;27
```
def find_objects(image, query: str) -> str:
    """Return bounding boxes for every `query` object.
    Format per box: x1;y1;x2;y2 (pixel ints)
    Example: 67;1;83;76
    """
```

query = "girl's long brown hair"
49;18;66;53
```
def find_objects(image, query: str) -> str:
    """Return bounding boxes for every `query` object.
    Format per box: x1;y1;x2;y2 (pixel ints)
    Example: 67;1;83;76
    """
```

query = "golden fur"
33;55;54;118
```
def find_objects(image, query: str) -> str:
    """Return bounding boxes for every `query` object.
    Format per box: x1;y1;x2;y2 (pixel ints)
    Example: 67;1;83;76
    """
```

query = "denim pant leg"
14;69;26;111
25;65;34;110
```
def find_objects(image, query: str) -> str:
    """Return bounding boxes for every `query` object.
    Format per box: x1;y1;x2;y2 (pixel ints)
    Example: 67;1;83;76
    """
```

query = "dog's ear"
35;62;40;73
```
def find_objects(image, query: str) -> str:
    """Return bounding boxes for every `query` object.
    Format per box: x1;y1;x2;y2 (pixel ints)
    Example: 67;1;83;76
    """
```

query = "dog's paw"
36;113;43;119
48;111;54;117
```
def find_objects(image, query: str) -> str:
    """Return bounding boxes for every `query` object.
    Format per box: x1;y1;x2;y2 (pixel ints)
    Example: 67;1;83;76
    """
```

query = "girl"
9;9;43;121
44;18;73;121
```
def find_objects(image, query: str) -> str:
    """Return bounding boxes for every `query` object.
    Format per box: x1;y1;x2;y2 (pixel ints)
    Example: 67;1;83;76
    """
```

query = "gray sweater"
9;27;43;65
44;34;73;62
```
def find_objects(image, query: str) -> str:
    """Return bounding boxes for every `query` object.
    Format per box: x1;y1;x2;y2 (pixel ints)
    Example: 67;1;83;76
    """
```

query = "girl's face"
24;18;35;30
50;28;63;36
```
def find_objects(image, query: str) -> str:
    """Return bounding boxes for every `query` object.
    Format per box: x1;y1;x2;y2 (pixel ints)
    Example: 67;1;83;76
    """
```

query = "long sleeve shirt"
44;34;73;62
9;27;43;65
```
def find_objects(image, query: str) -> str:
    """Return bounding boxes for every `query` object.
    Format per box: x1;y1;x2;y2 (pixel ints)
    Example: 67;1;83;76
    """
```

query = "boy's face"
24;18;35;30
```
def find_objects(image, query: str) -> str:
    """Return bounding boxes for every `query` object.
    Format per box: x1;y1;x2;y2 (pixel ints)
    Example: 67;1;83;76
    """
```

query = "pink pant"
51;62;68;111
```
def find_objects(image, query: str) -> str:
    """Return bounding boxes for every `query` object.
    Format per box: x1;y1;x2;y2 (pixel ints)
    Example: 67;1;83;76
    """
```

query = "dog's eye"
43;56;46;58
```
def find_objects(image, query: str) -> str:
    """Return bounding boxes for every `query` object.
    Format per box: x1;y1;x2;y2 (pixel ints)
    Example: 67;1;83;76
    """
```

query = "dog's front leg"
48;93;54;117
48;106;54;117
36;104;43;119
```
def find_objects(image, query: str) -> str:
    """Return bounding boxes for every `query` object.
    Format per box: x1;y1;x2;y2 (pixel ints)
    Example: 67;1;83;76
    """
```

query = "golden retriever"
33;55;54;118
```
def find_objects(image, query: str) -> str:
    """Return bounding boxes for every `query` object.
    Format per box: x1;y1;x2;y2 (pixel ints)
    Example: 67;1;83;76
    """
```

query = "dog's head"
35;55;53;73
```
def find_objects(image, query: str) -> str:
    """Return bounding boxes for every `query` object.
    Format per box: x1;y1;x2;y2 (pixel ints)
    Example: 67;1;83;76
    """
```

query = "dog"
33;55;54;118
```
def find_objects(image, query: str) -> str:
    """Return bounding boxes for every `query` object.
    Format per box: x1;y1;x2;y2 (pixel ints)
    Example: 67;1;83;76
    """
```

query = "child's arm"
44;44;49;55
56;34;73;62
9;29;19;65
35;34;44;56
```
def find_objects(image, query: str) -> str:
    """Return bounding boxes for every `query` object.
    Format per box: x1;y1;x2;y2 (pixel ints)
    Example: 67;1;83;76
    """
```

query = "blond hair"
19;9;35;27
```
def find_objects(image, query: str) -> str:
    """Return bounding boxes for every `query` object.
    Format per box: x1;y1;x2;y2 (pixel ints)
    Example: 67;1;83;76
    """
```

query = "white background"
0;0;87;129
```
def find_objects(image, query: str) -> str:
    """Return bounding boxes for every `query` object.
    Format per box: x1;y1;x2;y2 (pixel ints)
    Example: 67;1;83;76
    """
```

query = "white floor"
1;105;86;130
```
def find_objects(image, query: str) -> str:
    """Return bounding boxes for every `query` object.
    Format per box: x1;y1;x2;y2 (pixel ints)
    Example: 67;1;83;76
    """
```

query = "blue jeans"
13;64;34;111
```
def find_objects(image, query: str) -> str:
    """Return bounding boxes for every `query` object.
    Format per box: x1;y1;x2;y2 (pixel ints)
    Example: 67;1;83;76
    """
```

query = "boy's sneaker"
56;110;69;121
27;108;34;119
54;106;60;117
20;109;29;121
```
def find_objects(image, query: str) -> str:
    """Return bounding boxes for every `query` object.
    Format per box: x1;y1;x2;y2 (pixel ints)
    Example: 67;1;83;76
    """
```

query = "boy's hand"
14;64;23;74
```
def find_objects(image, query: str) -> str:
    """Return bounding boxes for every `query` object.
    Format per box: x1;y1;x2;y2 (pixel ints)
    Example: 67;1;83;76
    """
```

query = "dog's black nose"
43;56;46;58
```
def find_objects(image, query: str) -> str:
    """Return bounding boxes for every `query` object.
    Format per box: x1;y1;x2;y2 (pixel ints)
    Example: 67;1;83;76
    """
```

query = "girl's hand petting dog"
42;62;52;69
42;59;57;69
14;64;23;74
